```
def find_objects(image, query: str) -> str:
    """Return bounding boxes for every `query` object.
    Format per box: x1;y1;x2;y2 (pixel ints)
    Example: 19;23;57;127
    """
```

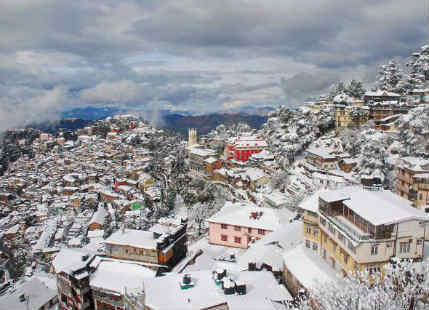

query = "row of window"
321;218;357;253
220;224;265;235
221;235;241;244
370;239;418;256
124;247;156;256
305;239;318;251
306;226;319;237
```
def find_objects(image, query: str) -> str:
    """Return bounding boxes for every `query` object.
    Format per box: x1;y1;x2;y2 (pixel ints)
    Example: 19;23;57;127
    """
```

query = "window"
344;253;349;264
371;244;378;256
417;239;423;246
248;228;252;234
234;237;241;244
221;224;228;229
320;218;326;226
312;242;318;251
328;224;335;234
234;226;241;232
258;229;265;235
400;242;410;253
305;239;311;248
313;229;318;237
368;266;380;275
306;226;312;234
221;235;228;241
354;261;358;270
338;233;345;243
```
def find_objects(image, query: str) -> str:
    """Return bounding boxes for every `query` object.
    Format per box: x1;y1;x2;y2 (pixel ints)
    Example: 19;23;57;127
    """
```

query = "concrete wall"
208;222;270;249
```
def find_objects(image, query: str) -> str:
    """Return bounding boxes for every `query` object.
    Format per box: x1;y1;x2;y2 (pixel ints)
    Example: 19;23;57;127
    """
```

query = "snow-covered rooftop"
52;248;96;274
396;156;429;172
188;146;217;157
104;229;159;249
144;270;226;310
0;278;57;310
364;90;400;97
299;190;325;213
90;258;156;294
89;207;107;225
320;187;429;226
207;202;280;231
236;222;302;272
283;244;339;290
144;269;291;310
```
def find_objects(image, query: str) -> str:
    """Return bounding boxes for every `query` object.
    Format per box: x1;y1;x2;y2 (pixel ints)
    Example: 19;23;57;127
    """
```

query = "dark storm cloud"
0;0;428;128
280;72;338;104
132;0;428;67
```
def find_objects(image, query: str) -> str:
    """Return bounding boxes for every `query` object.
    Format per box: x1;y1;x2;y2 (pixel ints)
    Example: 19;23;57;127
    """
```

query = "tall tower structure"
187;128;198;148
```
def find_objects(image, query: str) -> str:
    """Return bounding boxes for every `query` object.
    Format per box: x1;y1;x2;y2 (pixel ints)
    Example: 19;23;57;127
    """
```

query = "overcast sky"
0;0;428;129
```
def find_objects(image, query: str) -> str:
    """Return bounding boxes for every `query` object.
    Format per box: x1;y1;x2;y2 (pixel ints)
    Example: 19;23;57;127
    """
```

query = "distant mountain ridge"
24;106;269;135
27;119;94;134
61;106;124;120
162;113;268;135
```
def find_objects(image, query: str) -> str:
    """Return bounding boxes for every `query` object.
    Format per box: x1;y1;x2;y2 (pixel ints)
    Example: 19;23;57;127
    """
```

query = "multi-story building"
224;135;267;162
367;103;409;122
207;202;280;248
374;114;399;131
334;105;369;128
363;90;401;104
300;192;321;254
312;187;428;276
305;138;347;170
396;157;429;210
52;248;96;310
408;89;429;104
90;258;155;310
187;146;218;176
103;224;187;270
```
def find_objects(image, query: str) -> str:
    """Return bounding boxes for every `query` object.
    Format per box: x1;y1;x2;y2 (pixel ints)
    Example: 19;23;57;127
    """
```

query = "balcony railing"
321;212;393;244
320;213;370;243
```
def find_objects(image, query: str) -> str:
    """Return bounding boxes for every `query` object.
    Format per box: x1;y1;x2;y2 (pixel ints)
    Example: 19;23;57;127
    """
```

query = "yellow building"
396;157;429;210
300;187;428;276
335;105;369;128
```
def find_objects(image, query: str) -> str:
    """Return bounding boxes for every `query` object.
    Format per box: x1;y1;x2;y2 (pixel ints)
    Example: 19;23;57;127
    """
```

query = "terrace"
319;199;394;242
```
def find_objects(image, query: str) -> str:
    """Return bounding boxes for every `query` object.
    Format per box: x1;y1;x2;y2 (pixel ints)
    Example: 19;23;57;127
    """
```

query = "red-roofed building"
225;135;267;162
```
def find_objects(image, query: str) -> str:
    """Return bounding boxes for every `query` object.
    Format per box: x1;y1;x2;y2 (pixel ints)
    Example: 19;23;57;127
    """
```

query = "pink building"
207;202;280;249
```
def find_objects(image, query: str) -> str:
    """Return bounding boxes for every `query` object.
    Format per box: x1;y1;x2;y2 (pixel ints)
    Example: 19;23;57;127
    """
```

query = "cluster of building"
0;116;196;309
186;129;278;203
1;95;429;309
308;89;429;131
288;185;428;297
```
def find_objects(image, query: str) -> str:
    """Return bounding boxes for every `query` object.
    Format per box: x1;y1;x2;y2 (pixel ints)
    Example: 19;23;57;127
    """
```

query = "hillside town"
2;43;429;310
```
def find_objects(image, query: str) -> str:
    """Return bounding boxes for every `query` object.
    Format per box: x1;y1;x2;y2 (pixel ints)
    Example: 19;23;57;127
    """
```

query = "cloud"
280;72;339;104
0;86;66;131
80;80;144;104
0;0;428;129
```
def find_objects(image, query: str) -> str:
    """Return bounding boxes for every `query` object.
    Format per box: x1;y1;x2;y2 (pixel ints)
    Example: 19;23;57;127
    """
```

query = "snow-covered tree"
299;259;429;310
347;80;366;98
377;60;403;93
328;82;346;101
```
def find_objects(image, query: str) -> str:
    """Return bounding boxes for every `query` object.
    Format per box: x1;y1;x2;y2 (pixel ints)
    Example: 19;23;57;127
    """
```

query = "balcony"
320;213;370;243
416;183;429;191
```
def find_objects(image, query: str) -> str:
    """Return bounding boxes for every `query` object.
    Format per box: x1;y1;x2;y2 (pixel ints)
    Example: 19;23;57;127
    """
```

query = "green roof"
130;202;145;210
